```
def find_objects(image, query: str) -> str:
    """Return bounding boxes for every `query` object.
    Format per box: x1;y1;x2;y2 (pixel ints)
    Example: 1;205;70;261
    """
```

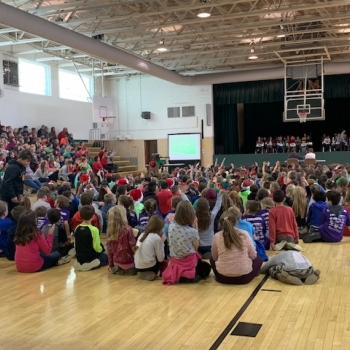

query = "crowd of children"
4;123;350;285
9;151;350;288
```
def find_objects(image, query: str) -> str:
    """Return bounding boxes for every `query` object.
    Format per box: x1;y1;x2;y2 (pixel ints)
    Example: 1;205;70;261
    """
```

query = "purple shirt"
37;216;47;231
258;209;269;231
43;208;70;228
242;214;266;244
319;206;350;242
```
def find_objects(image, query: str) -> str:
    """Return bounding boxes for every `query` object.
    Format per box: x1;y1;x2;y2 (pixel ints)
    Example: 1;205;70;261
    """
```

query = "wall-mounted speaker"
206;104;211;126
141;111;151;119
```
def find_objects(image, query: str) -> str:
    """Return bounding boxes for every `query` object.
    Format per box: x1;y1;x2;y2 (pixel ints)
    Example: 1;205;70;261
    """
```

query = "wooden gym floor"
0;235;349;349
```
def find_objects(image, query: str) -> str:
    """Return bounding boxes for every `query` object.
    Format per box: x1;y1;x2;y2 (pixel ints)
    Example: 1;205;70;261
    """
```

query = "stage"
213;151;350;167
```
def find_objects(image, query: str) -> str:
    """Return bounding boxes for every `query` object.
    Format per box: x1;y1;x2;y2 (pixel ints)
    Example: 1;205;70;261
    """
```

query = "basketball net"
298;112;308;123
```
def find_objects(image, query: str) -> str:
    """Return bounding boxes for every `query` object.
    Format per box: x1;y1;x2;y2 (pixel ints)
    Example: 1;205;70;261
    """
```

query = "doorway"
144;140;158;165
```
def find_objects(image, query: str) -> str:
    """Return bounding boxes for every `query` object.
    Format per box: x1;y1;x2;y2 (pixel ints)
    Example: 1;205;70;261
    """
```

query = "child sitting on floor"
242;200;269;249
101;193;116;232
210;210;263;285
303;190;350;243
162;201;211;285
0;201;12;257
14;211;60;272
6;206;26;261
42;209;73;266
32;189;51;211
260;251;320;285
74;205;108;271
135;215;166;281
269;190;301;251
307;191;328;229
107;205;137;275
34;206;48;231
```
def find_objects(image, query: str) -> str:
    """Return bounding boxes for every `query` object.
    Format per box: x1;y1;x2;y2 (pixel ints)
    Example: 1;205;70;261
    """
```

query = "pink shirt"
211;229;257;277
15;233;54;273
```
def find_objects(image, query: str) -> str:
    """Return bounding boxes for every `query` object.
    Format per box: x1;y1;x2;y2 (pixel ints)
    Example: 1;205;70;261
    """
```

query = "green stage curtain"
214;104;239;154
213;79;284;105
324;74;350;99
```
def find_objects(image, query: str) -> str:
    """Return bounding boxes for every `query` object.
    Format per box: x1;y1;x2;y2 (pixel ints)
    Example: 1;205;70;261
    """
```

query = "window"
3;60;19;86
59;69;93;102
18;59;51;95
182;106;195;117
167;107;180;118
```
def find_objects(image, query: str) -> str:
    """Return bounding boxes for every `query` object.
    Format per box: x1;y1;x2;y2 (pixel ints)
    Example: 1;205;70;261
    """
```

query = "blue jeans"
39;252;60;271
97;253;108;267
38;177;50;183
24;179;42;191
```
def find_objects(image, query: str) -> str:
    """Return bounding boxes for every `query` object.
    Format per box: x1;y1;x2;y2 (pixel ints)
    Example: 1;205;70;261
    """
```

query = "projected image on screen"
168;133;201;161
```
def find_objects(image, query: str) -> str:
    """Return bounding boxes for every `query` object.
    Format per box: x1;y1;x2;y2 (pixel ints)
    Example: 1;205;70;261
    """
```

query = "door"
144;140;158;165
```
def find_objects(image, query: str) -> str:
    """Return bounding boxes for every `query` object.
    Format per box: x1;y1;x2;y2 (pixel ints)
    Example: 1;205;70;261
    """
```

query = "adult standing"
0;149;33;215
57;127;69;141
37;125;46;138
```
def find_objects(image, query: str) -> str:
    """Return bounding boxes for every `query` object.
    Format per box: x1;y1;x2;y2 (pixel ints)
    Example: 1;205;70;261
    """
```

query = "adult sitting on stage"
288;148;304;160
322;135;331;152
305;148;316;160
255;137;264;154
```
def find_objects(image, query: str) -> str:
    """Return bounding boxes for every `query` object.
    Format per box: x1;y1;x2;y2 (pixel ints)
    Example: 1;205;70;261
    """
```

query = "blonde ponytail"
220;211;244;250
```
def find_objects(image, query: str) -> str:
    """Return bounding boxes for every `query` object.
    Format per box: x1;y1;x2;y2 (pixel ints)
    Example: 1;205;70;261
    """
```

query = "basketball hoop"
298;112;308;123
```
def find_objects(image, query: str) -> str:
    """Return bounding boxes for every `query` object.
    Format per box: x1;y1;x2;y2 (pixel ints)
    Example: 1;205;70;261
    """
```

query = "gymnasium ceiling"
1;0;350;78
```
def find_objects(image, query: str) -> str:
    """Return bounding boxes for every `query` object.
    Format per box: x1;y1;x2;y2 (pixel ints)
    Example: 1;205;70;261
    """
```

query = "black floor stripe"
261;289;281;292
209;274;269;350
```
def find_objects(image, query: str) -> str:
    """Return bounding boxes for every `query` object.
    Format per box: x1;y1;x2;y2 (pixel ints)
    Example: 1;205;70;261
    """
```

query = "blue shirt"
236;219;256;248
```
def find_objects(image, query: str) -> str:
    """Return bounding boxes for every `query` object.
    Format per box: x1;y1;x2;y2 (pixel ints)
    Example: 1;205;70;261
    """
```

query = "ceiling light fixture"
277;25;285;38
248;48;258;60
197;9;211;18
157;39;168;52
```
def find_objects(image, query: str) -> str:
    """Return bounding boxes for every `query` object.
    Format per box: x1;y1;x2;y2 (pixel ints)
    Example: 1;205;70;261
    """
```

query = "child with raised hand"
0;201;12;257
6;206;26;261
195;191;223;258
14;211;60;272
162;201;211;285
107;206;137;275
304;190;350;243
210;210;263;285
74;205;108;271
135;215;166;281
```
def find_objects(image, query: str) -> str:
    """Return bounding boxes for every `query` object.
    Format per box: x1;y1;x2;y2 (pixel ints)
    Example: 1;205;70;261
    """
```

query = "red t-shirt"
92;161;103;173
156;190;173;216
269;205;299;245
71;212;100;232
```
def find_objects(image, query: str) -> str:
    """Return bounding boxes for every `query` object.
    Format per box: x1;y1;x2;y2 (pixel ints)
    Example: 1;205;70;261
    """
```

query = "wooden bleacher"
85;142;139;177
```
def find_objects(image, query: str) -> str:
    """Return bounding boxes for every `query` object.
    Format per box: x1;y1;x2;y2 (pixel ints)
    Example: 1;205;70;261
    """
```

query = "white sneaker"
285;242;303;251
272;241;287;251
68;248;76;257
74;261;82;271
80;259;100;271
58;255;72;266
